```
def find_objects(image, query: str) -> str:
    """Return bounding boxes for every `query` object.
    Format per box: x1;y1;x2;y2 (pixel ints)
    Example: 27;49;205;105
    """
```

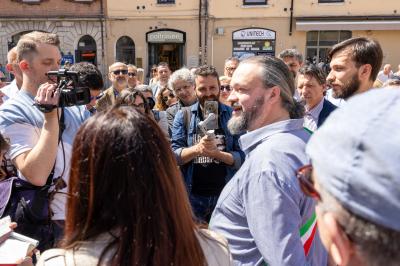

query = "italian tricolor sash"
300;212;317;256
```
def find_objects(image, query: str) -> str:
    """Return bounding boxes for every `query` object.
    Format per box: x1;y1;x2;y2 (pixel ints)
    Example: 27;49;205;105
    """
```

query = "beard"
332;73;360;100
198;93;219;107
228;96;264;135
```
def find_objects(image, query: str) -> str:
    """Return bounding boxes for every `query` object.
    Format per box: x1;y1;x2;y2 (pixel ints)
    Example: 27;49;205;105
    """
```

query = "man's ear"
6;63;13;72
359;64;372;81
322;212;354;266
19;60;29;71
268;86;281;104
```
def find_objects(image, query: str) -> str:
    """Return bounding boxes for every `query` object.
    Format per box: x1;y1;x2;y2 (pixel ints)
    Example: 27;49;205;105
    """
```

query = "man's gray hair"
318;187;400;266
278;49;303;64
168;68;195;92
224;56;240;64
241;56;304;119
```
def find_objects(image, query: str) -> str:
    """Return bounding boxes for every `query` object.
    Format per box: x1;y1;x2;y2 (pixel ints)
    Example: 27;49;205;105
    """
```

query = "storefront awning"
296;20;400;31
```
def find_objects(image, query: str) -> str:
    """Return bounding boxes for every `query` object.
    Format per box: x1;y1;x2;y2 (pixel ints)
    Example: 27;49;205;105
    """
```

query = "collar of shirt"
305;98;324;120
239;118;304;155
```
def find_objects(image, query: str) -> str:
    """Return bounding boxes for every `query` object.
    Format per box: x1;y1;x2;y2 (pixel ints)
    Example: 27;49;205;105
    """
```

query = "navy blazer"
317;99;337;127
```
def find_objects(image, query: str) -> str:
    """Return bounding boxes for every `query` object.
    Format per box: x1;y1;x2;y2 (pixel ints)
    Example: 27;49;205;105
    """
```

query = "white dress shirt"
304;98;324;132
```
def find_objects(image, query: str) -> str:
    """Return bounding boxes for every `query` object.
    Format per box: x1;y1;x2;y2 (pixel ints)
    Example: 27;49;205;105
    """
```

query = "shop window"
306;31;351;64
116;36;135;65
318;0;344;3
157;0;175;4
21;0;41;3
243;0;267;5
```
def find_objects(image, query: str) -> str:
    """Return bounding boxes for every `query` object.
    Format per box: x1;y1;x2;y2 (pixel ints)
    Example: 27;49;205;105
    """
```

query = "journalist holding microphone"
171;65;244;223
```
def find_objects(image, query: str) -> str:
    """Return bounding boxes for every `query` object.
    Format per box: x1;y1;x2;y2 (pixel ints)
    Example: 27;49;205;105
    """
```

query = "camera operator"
0;31;89;248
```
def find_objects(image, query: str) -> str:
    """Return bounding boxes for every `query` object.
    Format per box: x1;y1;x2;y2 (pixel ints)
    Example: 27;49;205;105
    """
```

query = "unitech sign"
232;28;276;58
233;28;276;40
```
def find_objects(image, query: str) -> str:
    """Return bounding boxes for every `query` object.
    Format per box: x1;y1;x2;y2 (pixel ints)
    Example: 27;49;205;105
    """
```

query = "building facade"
0;0;107;74
106;0;400;78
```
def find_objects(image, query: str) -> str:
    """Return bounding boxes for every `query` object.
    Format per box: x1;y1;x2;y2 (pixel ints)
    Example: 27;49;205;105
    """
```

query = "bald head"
383;64;392;74
108;62;127;73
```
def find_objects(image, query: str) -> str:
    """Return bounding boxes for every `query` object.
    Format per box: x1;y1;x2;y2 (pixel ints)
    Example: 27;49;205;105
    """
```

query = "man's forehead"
226;60;238;66
330;50;354;66
232;63;262;85
282;56;299;64
110;63;127;71
158;66;170;71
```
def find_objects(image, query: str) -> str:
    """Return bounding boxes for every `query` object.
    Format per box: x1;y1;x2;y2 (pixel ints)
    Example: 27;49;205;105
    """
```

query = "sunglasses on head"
296;165;321;201
112;69;128;75
128;72;137;77
220;85;231;92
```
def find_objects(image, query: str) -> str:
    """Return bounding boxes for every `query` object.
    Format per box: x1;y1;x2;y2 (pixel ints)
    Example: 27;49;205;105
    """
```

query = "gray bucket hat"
306;88;400;231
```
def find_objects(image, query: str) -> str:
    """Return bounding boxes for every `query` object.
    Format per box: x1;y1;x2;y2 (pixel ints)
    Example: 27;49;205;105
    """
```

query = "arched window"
116;36;135;64
76;35;97;65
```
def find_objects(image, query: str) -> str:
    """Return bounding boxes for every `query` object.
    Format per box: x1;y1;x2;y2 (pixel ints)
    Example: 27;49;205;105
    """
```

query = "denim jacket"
171;102;245;193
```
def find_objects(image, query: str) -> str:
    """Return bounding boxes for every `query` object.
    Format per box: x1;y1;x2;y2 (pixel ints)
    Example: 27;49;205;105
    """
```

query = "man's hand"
34;83;60;116
196;135;220;158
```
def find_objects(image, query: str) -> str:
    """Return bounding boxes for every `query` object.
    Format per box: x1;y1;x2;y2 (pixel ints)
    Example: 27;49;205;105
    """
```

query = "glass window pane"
339;31;352;41
243;0;267;5
319;31;339;46
306;48;318;64
306;31;318;46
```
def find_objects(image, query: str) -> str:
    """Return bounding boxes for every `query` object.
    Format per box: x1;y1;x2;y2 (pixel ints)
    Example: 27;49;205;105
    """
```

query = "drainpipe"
198;0;202;65
289;0;294;36
100;0;106;75
204;0;208;64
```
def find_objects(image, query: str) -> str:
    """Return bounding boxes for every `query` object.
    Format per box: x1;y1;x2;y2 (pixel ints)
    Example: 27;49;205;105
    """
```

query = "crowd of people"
0;30;399;266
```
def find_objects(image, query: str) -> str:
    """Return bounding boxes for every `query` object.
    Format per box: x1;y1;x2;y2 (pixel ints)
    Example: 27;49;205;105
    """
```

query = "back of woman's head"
66;107;205;266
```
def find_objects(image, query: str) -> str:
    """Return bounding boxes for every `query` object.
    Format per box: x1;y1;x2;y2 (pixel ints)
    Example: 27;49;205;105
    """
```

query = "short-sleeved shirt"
210;119;327;266
0;89;89;220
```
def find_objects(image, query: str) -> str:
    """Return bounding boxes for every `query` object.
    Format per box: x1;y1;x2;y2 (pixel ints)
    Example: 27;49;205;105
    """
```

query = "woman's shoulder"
196;228;233;265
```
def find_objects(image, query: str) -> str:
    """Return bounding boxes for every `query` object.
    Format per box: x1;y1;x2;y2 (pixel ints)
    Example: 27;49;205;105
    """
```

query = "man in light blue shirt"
210;56;327;265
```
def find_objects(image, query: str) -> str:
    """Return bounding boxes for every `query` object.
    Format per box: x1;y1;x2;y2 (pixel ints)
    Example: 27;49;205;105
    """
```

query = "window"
116;36;135;65
243;0;267;5
318;0;344;3
306;31;351;64
157;0;175;4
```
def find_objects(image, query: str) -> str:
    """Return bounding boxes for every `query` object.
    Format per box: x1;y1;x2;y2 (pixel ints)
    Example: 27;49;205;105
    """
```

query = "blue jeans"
189;194;220;223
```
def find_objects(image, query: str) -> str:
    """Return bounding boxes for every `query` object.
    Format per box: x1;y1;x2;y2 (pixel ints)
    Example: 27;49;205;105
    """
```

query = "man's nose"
227;90;238;103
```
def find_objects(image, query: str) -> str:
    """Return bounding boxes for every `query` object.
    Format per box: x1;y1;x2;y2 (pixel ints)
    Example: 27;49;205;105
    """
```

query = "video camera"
35;69;91;113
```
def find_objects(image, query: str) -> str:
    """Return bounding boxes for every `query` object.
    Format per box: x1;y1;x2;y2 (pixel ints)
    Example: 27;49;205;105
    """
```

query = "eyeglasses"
111;69;128;75
163;93;175;102
90;94;103;101
225;67;236;72
220;85;231;92
133;103;145;109
128;72;137;77
296;165;321;201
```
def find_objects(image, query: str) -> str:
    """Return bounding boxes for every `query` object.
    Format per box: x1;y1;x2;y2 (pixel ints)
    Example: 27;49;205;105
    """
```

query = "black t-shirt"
191;110;227;196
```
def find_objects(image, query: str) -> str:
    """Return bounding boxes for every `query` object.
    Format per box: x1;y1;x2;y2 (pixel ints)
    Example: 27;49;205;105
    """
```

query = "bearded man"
209;56;327;266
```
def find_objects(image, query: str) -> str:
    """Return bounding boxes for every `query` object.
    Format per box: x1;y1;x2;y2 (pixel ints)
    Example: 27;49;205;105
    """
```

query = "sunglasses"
128;72;137;77
220;85;231;92
163;93;175;102
296;165;321;201
112;69;128;75
90;94;103;101
225;67;236;72
0;78;6;82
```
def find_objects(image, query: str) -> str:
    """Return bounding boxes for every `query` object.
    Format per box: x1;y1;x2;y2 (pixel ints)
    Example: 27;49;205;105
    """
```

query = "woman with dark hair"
37;107;231;266
0;133;10;180
155;85;177;111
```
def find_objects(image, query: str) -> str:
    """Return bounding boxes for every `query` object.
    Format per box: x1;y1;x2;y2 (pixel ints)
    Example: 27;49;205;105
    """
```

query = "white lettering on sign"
147;31;184;43
233;28;275;40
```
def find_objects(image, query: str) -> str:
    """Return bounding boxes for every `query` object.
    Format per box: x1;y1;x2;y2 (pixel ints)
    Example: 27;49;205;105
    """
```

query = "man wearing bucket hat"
300;88;400;266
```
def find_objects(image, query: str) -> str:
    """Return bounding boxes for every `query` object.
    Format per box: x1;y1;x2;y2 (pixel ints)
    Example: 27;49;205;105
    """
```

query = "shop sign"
233;28;275;40
232;28;276;59
147;30;184;43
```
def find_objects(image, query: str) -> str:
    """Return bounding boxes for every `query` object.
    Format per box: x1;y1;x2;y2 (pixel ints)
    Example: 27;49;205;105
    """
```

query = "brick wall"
0;0;102;18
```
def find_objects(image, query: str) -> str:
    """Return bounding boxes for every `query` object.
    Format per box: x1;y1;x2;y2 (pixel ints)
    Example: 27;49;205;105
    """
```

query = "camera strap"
30;109;65;217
